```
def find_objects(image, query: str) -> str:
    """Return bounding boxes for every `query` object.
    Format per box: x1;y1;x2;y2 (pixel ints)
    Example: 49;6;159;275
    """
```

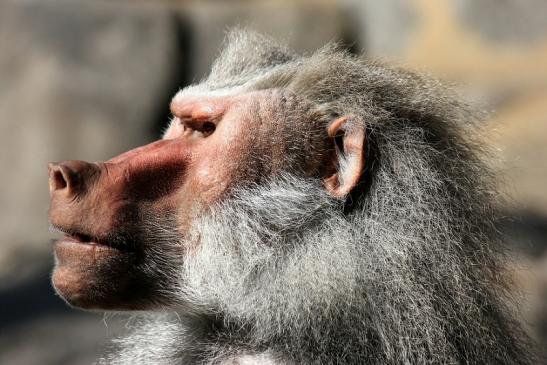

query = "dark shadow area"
149;14;194;139
500;210;547;257
339;7;362;56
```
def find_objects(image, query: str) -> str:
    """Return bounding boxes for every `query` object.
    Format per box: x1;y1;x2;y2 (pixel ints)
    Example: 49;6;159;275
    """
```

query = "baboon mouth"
51;225;132;252
64;233;110;247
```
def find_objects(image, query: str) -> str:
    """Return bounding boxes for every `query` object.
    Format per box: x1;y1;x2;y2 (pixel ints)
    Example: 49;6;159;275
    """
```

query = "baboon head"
48;31;536;364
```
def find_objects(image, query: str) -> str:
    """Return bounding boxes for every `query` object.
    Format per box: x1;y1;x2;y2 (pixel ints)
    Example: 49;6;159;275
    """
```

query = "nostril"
48;160;100;197
51;168;68;190
49;163;70;193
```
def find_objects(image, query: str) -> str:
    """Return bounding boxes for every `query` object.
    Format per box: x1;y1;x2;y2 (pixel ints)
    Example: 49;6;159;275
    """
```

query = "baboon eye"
180;119;216;137
200;122;216;136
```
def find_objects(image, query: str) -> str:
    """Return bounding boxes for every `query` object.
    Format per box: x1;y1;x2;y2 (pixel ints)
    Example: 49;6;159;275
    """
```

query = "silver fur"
100;30;536;364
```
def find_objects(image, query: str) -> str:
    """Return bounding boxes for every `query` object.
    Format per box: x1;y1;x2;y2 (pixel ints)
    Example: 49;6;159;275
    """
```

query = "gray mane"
102;30;536;365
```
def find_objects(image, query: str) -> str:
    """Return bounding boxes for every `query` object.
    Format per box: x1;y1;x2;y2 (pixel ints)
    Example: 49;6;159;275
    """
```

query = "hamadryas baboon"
48;31;537;364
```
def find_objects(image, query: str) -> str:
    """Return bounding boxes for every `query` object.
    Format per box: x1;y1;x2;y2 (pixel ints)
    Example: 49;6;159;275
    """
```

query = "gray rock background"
0;0;545;363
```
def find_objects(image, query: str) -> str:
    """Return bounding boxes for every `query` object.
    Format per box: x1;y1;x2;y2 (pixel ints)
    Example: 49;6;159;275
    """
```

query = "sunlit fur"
102;31;536;364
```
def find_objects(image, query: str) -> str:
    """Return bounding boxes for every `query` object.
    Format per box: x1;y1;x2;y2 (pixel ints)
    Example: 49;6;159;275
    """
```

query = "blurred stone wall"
353;0;547;216
0;0;545;364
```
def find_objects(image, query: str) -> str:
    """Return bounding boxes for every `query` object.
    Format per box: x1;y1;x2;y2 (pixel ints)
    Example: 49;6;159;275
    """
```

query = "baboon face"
48;89;363;310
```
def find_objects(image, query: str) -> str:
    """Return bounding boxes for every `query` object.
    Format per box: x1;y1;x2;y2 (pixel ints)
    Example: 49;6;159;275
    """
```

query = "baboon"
48;31;536;364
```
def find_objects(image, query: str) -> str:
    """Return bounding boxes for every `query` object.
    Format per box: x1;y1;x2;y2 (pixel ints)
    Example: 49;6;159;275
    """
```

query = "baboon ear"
324;116;366;198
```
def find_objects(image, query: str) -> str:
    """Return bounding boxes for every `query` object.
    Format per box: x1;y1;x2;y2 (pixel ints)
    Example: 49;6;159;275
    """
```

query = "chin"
51;236;155;311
